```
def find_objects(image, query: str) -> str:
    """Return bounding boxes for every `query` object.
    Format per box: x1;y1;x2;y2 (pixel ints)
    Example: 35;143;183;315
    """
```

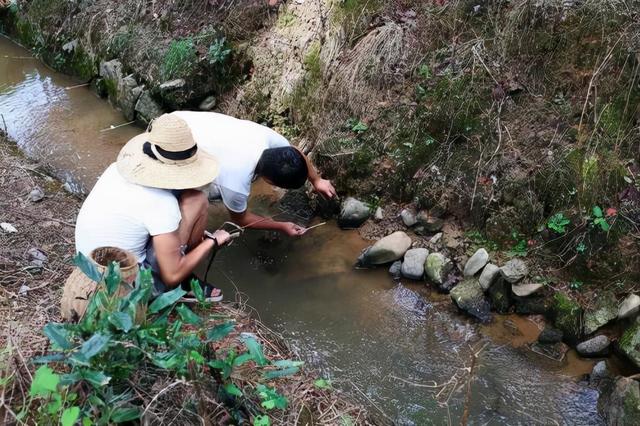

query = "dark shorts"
142;241;187;296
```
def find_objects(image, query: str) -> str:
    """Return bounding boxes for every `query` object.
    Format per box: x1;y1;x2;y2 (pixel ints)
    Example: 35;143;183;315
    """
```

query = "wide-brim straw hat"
117;113;219;189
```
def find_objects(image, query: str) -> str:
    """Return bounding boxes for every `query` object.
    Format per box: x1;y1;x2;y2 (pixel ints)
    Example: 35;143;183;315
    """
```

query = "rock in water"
488;277;511;313
553;293;583;344
619;320;640;369
576;335;610;357
357;231;411;266
388;261;402;280
500;259;528;283
511;283;544;297
478;263;500;290
538;326;563;344
424;252;453;285
463;248;489;276
599;377;640;425
590;361;612;384
401;248;429;280
619;294;640;320
584;292;617;335
400;209;417;227
338;197;371;229
28;187;45;202
450;278;491;322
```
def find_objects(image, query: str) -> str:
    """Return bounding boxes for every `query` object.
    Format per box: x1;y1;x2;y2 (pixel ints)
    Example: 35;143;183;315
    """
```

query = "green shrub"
161;38;197;80
20;253;302;424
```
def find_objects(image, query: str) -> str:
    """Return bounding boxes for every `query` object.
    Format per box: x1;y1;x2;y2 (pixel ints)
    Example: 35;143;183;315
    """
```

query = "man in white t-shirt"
75;114;231;299
171;111;336;236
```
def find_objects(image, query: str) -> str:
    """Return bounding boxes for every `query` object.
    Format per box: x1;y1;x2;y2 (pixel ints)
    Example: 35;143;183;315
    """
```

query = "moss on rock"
552;292;583;344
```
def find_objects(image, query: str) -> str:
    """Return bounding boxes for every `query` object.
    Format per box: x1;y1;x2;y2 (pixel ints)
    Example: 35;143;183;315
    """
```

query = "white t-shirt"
75;163;182;262
171;111;290;212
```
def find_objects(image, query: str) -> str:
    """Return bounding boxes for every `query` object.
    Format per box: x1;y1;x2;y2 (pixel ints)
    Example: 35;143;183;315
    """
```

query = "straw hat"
117;114;219;189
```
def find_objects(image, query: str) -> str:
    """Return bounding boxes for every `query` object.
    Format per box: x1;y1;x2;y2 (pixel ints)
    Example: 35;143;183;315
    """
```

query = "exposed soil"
0;134;79;360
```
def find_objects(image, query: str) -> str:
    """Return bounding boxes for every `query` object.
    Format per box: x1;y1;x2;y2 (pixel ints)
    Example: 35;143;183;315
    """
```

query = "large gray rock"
99;59;123;83
401;248;429;280
584;292;618;335
500;259;528;283
479;263;500;290
357;231;411;266
619;320;640;369
599;377;640;426
511;282;544;297
135;91;165;123
450;278;491;322
576;335;611;357
119;75;143;121
619;294;640;320
338;197;371;228
553;293;583;344
424;252;453;286
463;248;489;276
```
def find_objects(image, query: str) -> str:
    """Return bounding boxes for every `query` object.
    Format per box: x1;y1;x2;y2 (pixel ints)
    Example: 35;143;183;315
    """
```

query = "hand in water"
313;178;337;199
282;222;306;237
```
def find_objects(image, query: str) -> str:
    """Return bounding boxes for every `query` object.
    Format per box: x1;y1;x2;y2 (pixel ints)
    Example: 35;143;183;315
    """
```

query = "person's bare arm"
151;229;230;288
293;147;336;199
229;209;305;236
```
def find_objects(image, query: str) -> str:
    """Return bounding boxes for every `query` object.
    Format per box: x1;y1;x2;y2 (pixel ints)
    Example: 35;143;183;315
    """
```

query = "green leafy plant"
207;37;231;66
576;242;587;254
591;206;610;232
161;38;197;80
569;279;584;291
24;253;302;424
347;118;368;134
507;231;528;257
547;212;570;234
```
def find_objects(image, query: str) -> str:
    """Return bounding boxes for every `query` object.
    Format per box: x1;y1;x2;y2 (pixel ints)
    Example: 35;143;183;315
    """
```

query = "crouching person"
74;114;230;301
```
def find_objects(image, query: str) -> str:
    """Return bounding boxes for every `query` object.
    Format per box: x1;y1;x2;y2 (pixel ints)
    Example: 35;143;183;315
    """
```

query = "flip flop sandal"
179;276;223;303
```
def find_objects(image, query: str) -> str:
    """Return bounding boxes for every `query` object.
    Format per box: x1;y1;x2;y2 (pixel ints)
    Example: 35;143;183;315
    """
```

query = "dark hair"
255;147;308;189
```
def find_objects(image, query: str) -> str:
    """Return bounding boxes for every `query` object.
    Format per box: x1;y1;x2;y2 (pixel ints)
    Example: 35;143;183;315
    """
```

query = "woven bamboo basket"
61;247;145;323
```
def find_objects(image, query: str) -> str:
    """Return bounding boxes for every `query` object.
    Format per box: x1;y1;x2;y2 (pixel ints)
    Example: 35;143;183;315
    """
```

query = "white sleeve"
144;194;182;236
219;186;249;213
263;126;290;149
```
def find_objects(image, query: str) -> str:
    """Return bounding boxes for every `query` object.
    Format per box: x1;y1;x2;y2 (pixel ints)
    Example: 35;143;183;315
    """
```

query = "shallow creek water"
0;35;604;425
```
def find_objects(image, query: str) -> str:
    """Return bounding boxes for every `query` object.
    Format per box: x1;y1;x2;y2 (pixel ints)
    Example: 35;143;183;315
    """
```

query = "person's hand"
209;229;231;246
281;222;306;237
313;178;337;199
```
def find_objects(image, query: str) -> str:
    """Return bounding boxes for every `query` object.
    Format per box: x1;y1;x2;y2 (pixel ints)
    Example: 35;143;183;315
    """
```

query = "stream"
0;35;604;425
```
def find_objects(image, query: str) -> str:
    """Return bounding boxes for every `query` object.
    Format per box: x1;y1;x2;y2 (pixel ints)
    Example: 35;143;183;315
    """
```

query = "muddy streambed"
0;35;604;424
